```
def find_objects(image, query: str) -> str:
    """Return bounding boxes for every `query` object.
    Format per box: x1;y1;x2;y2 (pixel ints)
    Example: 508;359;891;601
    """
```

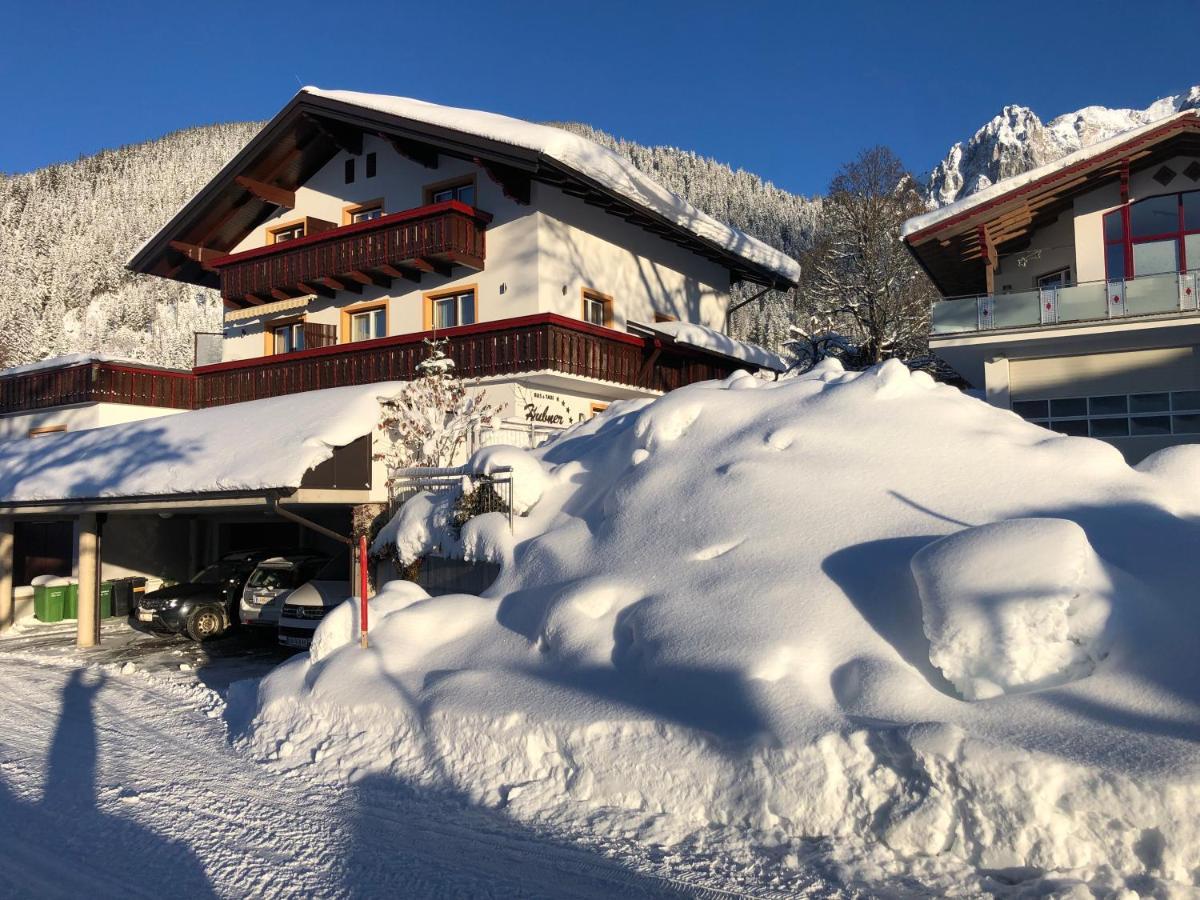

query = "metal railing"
931;271;1200;335
388;464;514;534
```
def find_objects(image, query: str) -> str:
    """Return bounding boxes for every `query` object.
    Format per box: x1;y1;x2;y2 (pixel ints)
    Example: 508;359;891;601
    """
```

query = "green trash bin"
35;580;70;623
63;579;80;619
62;580;113;619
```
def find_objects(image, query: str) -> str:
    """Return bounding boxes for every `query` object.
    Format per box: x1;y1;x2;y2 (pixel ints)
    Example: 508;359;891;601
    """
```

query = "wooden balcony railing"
213;201;490;303
0;317;757;414
192;315;744;407
0;361;197;415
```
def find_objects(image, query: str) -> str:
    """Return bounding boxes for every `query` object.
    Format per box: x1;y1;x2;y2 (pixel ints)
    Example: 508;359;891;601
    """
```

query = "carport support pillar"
0;517;13;633
76;513;100;649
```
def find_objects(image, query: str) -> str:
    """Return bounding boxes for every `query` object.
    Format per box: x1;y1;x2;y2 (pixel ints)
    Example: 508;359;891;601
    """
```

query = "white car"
239;554;329;630
278;557;352;649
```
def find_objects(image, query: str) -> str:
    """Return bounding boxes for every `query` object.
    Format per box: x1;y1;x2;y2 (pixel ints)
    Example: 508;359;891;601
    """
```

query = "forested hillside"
0;120;819;369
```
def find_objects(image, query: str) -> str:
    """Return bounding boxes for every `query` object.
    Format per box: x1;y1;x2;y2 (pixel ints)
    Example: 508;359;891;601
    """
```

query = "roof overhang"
129;92;796;290
903;113;1200;297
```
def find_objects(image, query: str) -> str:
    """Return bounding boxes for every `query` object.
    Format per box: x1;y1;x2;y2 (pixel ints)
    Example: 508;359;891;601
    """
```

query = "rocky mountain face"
926;86;1200;207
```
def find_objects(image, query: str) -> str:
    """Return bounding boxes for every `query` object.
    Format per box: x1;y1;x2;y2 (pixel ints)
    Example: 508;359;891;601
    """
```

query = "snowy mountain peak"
927;87;1200;207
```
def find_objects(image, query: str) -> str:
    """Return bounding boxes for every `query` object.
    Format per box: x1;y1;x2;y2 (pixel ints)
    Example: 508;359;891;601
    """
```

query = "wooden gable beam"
296;281;336;300
241;293;268;306
303;113;362;156
475;158;531;205
387;135;438;169
234;176;296;209
378;263;421;284
413;257;452;278
167;241;223;270
977;225;997;294
320;276;362;295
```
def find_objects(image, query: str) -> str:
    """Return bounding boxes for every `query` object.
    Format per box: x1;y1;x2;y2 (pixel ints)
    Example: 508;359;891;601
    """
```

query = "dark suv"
131;548;294;641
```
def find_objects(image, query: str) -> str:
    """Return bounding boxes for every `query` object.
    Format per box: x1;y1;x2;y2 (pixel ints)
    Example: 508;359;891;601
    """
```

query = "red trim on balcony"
194;314;643;375
209;200;492;267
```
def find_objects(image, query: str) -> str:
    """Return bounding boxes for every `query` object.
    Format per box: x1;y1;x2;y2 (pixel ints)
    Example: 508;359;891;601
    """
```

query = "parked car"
132;549;293;641
239;554;330;631
277;557;352;649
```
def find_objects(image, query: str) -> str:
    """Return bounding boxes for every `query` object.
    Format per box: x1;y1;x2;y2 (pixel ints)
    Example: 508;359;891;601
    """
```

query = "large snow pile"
246;361;1200;895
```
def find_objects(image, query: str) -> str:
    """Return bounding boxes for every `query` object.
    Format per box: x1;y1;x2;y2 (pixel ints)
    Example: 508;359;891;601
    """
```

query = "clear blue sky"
1;0;1197;196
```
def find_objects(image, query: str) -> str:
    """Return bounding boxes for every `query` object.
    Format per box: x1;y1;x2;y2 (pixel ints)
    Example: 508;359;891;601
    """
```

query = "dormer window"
268;221;305;244
344;200;384;225
425;177;476;207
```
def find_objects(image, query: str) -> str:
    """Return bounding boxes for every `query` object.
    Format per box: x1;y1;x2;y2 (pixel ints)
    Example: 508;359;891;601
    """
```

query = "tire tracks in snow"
0;656;841;898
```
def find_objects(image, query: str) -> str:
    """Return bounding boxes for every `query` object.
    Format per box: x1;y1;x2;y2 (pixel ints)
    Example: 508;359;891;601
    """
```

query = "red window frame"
1104;188;1200;280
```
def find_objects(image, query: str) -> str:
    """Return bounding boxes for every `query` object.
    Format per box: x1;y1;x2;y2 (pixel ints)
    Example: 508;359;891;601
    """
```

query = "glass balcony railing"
931;272;1200;335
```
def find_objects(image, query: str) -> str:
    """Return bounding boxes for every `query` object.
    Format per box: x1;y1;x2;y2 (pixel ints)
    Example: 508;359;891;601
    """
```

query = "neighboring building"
904;110;1200;462
0;88;799;639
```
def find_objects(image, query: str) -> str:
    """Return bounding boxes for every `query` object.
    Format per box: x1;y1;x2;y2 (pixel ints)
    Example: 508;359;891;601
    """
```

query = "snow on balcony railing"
931;272;1200;336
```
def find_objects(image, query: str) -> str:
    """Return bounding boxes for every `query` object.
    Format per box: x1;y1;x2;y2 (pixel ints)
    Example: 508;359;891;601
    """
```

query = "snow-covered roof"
903;109;1200;238
628;319;788;372
0;353;183;379
301;88;802;284
0;383;397;504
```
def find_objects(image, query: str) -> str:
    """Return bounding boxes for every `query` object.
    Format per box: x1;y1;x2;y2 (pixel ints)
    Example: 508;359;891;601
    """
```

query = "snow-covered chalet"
905;109;1200;462
0;88;798;641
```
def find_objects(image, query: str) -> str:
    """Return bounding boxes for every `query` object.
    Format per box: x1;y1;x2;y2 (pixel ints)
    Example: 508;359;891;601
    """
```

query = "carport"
0;383;399;645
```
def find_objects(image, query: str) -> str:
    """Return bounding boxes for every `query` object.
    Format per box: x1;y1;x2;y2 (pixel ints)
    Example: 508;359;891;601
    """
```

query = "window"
653;312;678;323
344;158;355;184
268;221;305;244
425;177;476;206
582;289;612;327
1103;189;1200;279
428;289;476;329
343;200;384;225
1014;389;1200;439
366;152;377;178
1036;268;1071;290
348;306;387;342
28;425;67;438
271;322;305;354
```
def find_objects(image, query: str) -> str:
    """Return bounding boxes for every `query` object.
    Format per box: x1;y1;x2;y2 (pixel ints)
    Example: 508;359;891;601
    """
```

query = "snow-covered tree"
795;147;936;365
374;339;495;484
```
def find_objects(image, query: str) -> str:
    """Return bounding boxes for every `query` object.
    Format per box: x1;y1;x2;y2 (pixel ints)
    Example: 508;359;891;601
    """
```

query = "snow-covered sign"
627;319;788;371
302;88;802;285
0;382;400;503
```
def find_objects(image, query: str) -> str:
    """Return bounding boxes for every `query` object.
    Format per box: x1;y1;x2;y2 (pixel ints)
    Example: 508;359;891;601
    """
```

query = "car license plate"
136;611;154;622
279;635;309;649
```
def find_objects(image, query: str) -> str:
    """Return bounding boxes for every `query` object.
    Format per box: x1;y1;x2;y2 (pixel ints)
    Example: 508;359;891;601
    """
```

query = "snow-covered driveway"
0;653;839;899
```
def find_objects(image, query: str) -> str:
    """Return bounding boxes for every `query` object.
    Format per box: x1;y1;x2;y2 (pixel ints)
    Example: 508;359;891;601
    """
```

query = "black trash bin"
128;577;148;612
112;578;134;617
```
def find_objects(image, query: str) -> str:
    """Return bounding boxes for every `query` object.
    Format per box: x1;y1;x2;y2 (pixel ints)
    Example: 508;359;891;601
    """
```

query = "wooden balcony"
193;314;742;407
0;361;197;415
212;201;490;305
0;317;760;415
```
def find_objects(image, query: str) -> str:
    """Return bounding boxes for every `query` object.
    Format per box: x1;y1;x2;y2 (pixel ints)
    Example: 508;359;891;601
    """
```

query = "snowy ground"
0;622;848;898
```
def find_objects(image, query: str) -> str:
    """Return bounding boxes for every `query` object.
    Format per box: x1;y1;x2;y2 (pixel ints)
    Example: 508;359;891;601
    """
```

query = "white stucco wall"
220;135;733;362
0;403;182;443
